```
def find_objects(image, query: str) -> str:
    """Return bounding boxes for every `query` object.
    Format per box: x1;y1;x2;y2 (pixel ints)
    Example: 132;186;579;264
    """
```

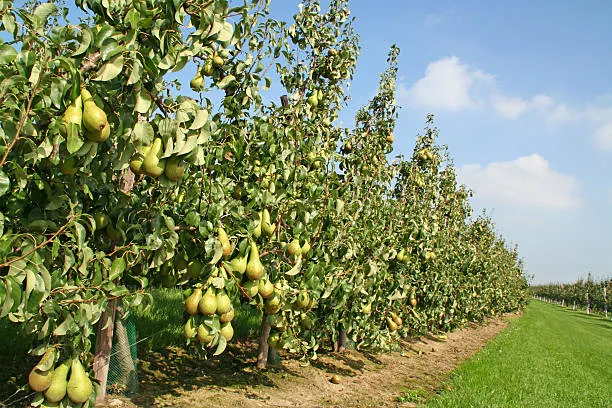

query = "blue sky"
266;1;612;284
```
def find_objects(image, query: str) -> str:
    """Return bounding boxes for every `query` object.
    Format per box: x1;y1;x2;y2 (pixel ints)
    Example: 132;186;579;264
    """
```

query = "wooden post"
93;300;116;406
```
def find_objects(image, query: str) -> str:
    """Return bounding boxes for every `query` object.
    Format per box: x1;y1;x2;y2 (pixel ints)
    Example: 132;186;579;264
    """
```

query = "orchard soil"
107;313;519;408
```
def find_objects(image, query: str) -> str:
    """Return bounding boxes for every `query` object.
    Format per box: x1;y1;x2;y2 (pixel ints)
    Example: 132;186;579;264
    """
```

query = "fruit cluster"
28;349;94;405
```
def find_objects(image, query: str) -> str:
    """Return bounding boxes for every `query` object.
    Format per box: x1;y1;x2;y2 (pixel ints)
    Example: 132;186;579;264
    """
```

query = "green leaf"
0;44;17;65
33;3;58;27
93;54;124;81
285;256;302;276
213;334;227;356
209;240;223;265
73;27;92;57
134;89;152;113
0;170;9;197
53;314;76;336
217;21;234;42
2;13;16;37
217;74;236;90
132;121;155;145
66;123;84;154
189;109;209;130
109;257;126;281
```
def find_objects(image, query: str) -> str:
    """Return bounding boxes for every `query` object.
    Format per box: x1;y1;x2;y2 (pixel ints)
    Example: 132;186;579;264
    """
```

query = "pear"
165;158;185;181
29;367;53;392
202;60;214;76
286;239;301;258
229;253;247;275
216;290;231;314
296;291;310;309
219;322;233;340
253;213;262;238
190;72;205;92
130;145;151;175
264;293;281;314
245;241;264;280
301;241;311;257
81;88;108;133
184;317;197;338
361;303;372;315
86;121;110;143
386;133;394;143
219;306;234;323
185;288;202;315
59;95;83;137
143;137;166;177
386;316;398;332
198;287;217;316
218;225;232;258
212;55;225;68
66;359;93;404
93;212;110;230
59;156;79;175
258;279;274;299
307;93;319;107
391;312;402;326
397;249;405;262
44;360;70;403
262;209;276;236
197;324;214;344
243;280;259;298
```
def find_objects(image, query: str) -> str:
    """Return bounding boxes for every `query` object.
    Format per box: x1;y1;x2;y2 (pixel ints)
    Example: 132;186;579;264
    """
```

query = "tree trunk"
256;315;271;369
338;328;348;352
93;300;116;406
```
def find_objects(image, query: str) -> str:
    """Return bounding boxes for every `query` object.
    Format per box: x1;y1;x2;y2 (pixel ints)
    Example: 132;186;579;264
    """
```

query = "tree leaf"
134;89;152;113
209;240;223;265
93;54;124;81
213;334;227;356
285;257;302;276
109;257;126;281
73;27;92;57
189;109;209;130
0;170;9;197
0;44;17;65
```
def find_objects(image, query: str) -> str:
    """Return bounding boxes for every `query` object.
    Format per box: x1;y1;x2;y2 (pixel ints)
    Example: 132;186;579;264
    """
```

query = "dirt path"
113;314;518;408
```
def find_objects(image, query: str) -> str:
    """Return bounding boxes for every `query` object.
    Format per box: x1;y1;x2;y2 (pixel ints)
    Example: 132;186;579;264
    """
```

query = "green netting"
107;314;139;396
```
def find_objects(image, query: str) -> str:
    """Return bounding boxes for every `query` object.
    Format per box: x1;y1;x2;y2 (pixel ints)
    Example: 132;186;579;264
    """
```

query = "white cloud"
593;123;612;151
401;57;491;111
492;95;528;119
458;154;580;210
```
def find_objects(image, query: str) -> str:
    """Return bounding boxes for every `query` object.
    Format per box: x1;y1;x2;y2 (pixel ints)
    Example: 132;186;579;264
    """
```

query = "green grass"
426;300;612;407
132;288;262;350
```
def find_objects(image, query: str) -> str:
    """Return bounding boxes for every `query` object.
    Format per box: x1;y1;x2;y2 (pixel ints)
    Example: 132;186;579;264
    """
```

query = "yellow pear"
66;359;93;404
229;253;247;275
287;239;301;258
218;225;232;257
219;322;233;340
197;324;214;344
81;88;108;133
185;288;202;315
219;307;234;323
184;317;197;338
216;290;232;314
245;241;264;280
258;279;274;299
190;72;205;92
143;137;166;177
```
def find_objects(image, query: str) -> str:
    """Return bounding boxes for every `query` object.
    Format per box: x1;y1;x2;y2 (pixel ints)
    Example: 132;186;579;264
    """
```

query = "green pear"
245;241;264;280
202;60;215;76
59;156;79;175
243;280;259;298
130;145;151;175
184;317;197;338
307;93;318;107
264;292;281;314
296;291;310;309
198;287;217;316
190;72;205;92
44;360;70;403
219;307;234;323
165;158;185;181
253;213;262;238
66;359;93;404
213;54;225;68
86;121;110;143
81;88;108;133
59;95;82;137
185;288;202;315
218;225;232;257
258;278;274;299
143;137;166;177
197;324;214;344
286;239;301;258
216;290;231;314
262;209;276;236
219;321;233;340
301;240;311;257
229;253;247;275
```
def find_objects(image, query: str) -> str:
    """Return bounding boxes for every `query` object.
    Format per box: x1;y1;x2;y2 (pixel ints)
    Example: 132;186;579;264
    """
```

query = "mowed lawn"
426;300;612;407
